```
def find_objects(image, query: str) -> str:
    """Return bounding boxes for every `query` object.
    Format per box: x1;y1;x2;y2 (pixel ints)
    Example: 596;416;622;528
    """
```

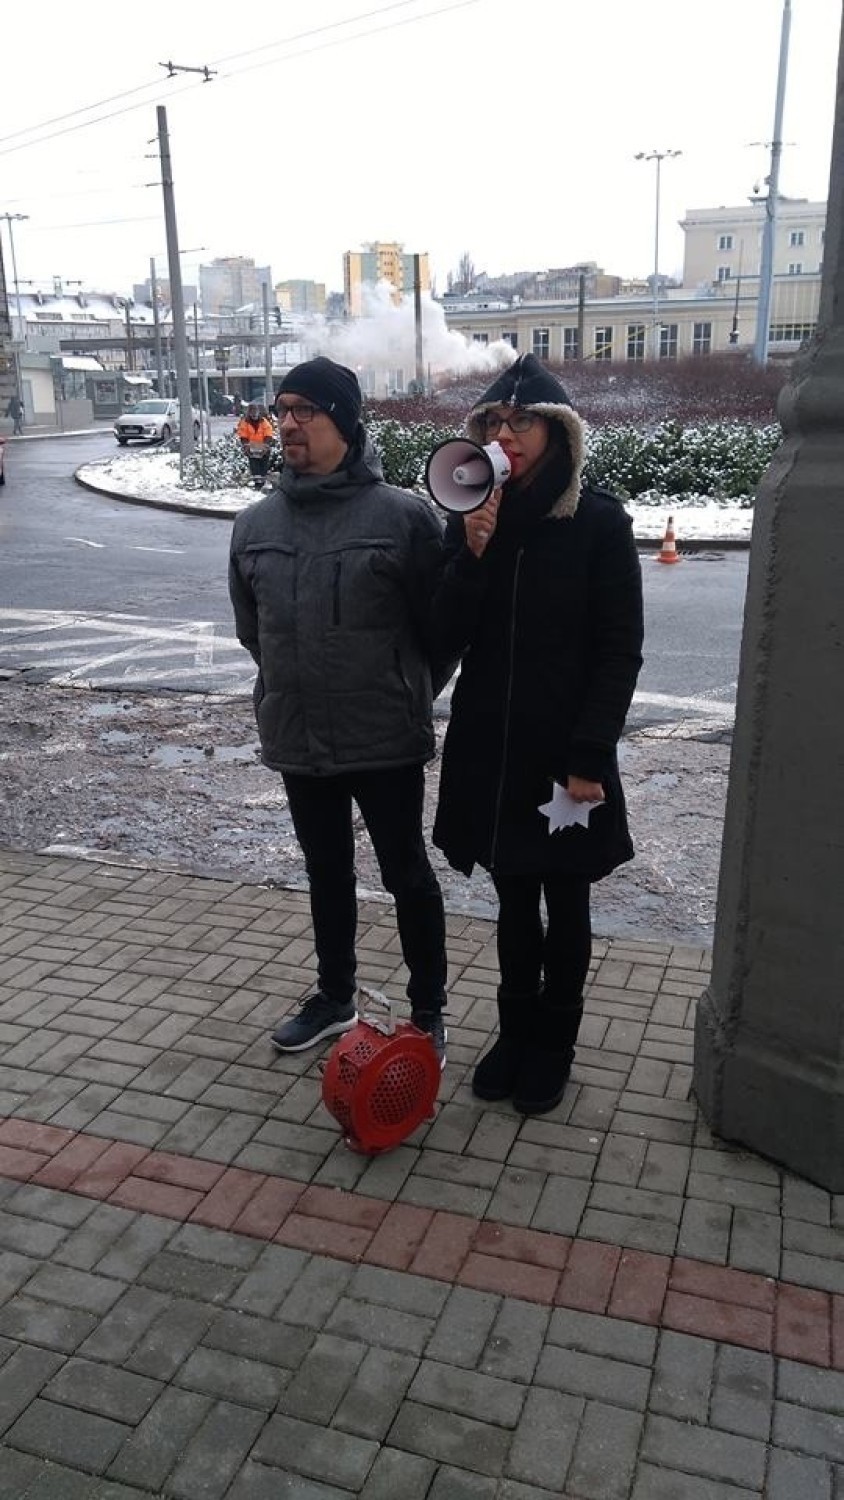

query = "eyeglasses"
481;410;540;438
277;401;322;425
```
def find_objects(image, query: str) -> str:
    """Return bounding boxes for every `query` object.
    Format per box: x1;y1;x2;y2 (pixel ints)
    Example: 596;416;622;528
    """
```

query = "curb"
73;468;245;520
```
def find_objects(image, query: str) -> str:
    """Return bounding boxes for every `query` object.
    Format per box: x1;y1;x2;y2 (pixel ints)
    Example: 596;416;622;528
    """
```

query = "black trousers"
246;451;270;483
282;765;447;1013
491;871;592;1011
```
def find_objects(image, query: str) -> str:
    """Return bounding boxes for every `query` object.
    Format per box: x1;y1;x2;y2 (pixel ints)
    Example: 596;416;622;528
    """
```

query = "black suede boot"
472;988;535;1101
512;997;584;1115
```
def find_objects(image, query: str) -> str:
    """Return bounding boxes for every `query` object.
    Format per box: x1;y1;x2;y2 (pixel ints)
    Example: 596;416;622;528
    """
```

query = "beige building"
344;242;430;316
199;257;272;318
442;198;825;362
275;280;326;316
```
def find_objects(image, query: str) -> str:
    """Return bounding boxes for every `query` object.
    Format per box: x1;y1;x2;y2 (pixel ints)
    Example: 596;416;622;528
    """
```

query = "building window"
789;230;805;247
769;321;816;344
787;263;803;276
717;234;734;251
594;327;613;361
716;265;731;282
472;332;489;344
659;323;679;359
532;328;550;359
502;331;518;348
692;321;712;355
563;327;579;360
626;324;646;361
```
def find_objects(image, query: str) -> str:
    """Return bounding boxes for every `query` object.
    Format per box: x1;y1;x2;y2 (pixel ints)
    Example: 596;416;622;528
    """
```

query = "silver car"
114;399;200;446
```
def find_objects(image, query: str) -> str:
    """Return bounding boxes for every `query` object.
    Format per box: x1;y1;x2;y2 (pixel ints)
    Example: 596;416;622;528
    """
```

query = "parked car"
209;391;236;416
114;399;200;446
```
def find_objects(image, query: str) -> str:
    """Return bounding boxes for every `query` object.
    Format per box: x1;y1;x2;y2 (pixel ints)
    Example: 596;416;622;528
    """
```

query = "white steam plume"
289;282;515;391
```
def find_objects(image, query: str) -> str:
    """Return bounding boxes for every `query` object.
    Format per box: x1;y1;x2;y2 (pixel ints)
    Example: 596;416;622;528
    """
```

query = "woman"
432;354;644;1114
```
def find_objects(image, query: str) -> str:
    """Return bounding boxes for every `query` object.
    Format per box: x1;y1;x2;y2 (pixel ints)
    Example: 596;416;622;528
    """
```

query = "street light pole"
634;150;682;360
0;211;30;403
753;0;792;367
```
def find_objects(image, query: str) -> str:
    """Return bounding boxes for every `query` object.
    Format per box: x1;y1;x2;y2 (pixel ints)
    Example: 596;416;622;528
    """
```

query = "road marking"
131;546;185;555
64;536;106;548
635;690;734;715
0;608;737;718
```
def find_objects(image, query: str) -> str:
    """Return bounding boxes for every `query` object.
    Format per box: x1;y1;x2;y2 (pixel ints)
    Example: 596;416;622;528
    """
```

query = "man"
229;356;448;1061
236;401;275;490
4;393;23;436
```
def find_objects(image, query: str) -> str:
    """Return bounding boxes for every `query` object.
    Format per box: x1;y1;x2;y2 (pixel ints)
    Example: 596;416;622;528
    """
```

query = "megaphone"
424;438;512;514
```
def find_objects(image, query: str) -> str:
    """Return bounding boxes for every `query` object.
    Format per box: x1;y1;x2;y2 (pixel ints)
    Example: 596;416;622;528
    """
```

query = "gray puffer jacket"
228;433;444;775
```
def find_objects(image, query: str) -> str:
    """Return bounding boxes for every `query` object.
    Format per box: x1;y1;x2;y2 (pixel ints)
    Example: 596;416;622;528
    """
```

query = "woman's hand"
463;489;501;559
566;775;605;804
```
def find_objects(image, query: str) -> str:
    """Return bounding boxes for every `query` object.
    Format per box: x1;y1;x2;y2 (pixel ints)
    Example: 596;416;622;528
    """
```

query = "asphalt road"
0;429;749;728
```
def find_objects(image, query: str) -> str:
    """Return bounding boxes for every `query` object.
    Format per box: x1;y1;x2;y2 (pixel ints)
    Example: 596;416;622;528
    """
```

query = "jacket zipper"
489;547;522;866
332;558;341;625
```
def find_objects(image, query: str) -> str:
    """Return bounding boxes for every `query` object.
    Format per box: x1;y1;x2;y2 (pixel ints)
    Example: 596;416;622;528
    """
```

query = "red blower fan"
321;987;442;1154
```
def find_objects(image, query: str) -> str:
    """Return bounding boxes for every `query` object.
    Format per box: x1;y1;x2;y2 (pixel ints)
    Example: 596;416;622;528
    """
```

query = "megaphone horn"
424;438;511;514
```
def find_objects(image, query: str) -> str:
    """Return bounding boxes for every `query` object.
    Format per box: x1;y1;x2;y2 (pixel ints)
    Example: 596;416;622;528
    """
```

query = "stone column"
693;10;844;1191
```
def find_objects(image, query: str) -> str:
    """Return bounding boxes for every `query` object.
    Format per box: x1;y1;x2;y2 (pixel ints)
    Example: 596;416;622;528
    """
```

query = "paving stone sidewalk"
0;846;842;1499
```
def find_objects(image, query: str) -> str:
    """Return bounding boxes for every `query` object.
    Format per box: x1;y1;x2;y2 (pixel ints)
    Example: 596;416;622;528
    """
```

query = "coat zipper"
332;558;341;625
489;547;522;865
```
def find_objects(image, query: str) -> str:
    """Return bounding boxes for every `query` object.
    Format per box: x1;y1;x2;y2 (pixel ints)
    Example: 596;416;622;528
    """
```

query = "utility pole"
0;211;29;405
634;150;682;360
413;253;424;391
261;281;273;411
156;104;194;467
753;0;792;366
577;271;586;360
192;304;207;484
123;301;134;372
149;257;164;393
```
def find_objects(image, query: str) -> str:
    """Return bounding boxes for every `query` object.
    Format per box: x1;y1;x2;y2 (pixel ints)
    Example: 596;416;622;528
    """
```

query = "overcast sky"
1;0;840;301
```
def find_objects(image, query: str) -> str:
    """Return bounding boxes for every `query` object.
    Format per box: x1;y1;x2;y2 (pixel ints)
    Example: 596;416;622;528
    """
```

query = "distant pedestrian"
233;393;243;417
236;402;275;490
4;394;23;436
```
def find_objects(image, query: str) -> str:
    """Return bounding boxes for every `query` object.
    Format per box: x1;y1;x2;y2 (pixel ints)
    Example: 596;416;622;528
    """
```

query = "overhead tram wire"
0;0;482;158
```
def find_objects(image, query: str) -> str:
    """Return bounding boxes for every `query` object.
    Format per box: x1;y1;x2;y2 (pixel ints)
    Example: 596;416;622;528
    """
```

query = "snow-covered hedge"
174;419;780;505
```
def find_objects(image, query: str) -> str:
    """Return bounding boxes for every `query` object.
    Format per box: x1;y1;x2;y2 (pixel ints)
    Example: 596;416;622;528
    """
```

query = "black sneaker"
271;994;357;1053
412;1011;447;1070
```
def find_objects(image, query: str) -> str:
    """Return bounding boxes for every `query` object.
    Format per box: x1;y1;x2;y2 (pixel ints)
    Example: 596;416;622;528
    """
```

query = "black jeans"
246;451;270;483
491;871;592;1011
282;765;447;1013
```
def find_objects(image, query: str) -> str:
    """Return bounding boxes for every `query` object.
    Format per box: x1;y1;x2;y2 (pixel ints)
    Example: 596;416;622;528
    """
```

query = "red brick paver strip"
555;1238;622;1313
0;1112;841;1370
774;1283;833;1365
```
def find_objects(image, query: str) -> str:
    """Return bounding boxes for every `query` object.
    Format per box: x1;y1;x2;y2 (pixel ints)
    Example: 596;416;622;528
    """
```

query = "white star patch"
538;782;604;833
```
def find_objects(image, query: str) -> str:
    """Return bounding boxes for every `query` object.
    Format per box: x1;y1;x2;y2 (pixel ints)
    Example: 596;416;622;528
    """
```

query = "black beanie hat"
472;352;575;412
276;356;362;444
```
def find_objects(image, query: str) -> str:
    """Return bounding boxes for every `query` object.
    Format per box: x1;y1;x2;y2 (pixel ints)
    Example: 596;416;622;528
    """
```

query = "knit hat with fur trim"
466;353;585;517
276;356;362;444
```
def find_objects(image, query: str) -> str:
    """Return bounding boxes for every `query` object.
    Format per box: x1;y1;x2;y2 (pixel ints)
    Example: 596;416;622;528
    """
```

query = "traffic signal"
274;307;282;328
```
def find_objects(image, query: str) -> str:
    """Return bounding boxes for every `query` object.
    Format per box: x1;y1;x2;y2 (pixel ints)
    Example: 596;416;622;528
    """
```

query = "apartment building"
344;242;430;316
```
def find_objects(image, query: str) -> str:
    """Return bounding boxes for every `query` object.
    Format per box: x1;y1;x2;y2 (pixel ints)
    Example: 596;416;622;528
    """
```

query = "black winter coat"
432;486;644;879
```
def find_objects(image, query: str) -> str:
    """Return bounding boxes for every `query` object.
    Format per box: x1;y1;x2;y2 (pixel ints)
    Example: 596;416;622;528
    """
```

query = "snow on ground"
77;449;754;540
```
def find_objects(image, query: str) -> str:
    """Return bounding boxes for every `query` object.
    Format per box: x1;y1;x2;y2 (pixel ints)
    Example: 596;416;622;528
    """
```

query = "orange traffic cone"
656;514;681;564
